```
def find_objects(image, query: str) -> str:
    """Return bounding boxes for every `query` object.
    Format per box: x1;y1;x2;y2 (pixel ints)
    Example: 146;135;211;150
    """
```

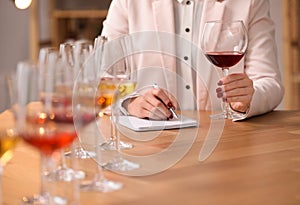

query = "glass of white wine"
0;127;19;205
94;36;134;150
72;40;124;192
95;36;140;172
2;73;20;205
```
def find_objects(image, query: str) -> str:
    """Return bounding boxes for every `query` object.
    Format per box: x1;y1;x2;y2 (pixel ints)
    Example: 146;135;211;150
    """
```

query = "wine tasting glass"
72;39;96;159
103;74;141;172
15;58;87;204
201;20;248;120
0;74;20;205
38;46;86;182
72;46;123;192
96;36;140;172
94;36;133;151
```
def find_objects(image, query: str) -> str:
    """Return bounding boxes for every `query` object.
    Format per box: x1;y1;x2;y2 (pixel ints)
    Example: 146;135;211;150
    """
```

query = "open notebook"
118;115;198;132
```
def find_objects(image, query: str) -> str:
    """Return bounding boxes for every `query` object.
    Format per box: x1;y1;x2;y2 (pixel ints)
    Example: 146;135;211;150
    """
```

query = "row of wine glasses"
12;60;81;204
1;35;140;204
3;19;247;204
16;35;144;203
38;39;126;195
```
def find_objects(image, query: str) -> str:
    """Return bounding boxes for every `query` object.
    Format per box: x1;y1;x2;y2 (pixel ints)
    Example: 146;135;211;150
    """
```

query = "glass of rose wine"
72;45;124;192
201;20;248;120
15;58;92;204
38;45;86;182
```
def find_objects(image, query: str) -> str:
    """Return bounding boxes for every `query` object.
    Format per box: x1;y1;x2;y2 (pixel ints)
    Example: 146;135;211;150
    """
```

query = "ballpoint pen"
152;83;178;120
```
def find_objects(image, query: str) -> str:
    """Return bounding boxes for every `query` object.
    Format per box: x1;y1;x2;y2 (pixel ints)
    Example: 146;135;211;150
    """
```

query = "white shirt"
174;0;203;110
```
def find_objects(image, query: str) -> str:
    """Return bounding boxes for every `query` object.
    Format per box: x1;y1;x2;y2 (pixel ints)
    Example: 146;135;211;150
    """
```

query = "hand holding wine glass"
201;20;248;120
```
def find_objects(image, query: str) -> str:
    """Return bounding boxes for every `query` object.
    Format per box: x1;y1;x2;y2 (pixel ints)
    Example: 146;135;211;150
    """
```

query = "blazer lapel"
199;0;226;44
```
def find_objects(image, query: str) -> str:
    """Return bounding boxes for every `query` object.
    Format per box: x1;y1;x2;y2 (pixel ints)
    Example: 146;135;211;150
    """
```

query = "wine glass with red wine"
201;20;248;120
15;58;95;204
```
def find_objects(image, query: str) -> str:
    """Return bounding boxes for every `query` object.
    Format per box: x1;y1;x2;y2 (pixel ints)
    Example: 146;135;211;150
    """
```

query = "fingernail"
216;87;222;92
168;114;173;120
222;97;227;102
167;102;174;109
218;80;223;86
217;92;223;98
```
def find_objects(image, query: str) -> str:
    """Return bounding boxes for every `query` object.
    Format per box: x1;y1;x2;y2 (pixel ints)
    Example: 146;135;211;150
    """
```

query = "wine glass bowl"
37;46;86;182
97;46;140;172
201;20;248;120
18;104;77;156
15;60;85;204
71;42;125;192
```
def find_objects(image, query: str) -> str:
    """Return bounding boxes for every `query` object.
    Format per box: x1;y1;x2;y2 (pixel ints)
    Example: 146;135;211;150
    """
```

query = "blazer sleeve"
245;0;284;118
101;0;129;40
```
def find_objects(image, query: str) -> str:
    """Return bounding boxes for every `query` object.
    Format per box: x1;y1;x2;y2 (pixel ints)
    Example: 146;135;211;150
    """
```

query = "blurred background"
0;0;298;113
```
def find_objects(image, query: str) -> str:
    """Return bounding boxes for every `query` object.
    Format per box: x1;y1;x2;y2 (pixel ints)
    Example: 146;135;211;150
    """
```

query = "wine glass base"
210;111;246;121
100;140;133;151
21;194;67;205
80;177;123;193
46;166;86;181
65;148;96;159
103;157;140;172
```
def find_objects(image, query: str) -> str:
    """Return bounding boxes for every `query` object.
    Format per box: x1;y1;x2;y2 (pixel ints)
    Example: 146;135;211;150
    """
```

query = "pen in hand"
152;83;178;120
168;103;178;120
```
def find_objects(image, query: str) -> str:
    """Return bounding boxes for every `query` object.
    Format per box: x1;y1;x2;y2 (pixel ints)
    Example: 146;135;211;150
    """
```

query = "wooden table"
1;110;300;205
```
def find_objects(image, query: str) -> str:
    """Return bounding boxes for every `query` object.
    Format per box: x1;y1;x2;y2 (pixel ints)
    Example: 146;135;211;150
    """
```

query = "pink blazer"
101;0;284;118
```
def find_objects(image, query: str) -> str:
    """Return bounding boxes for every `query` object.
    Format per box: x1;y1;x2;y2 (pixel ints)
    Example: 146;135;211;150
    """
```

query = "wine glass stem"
110;116;116;142
112;111;121;153
222;68;230;119
95;124;105;181
40;154;51;200
60;150;67;169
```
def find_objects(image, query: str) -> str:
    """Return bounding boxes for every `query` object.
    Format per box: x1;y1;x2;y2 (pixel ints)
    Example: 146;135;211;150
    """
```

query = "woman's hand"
126;87;177;120
216;73;254;113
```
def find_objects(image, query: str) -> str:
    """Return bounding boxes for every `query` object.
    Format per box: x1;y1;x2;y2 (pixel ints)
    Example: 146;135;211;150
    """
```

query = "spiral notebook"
118;115;198;132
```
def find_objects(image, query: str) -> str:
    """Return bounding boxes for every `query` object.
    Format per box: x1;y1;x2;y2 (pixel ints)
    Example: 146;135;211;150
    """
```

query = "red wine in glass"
201;20;248;120
205;51;244;68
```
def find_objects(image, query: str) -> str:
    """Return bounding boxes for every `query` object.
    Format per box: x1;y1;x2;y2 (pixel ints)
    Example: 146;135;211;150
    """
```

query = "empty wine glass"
201;20;248;120
71;39;96;159
72;41;123;192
